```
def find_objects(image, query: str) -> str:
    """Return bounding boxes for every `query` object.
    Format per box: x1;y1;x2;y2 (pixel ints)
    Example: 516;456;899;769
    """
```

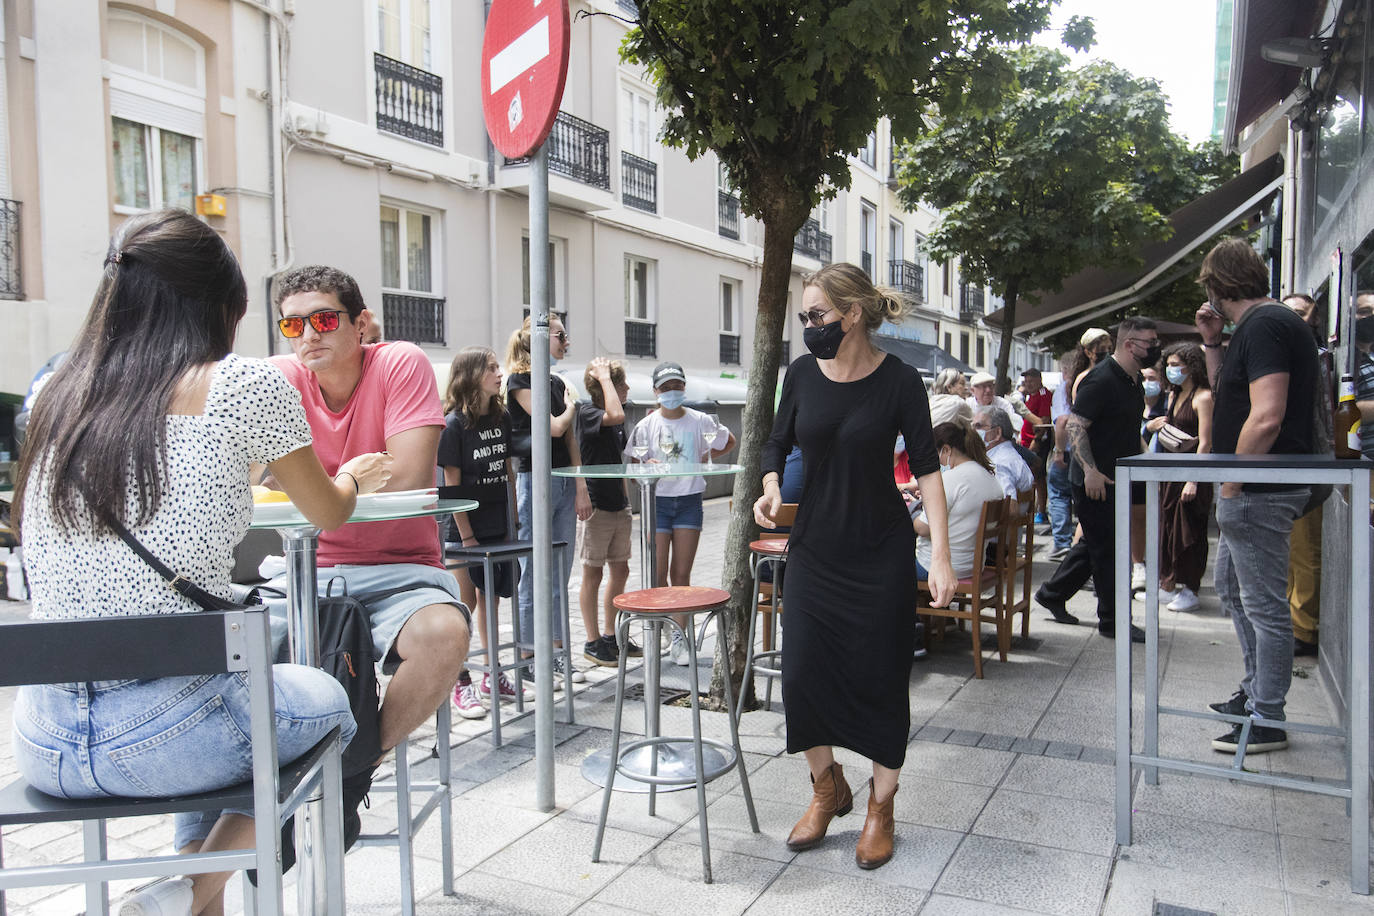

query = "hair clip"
106;249;123;266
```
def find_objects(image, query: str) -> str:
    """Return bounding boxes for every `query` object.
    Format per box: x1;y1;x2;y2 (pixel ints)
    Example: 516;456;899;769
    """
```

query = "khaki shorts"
580;507;632;565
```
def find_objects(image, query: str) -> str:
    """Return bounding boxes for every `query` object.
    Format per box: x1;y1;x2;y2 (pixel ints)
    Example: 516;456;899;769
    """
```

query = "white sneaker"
552;654;584;684
1167;587;1199;612
1131;563;1146;592
669;633;691;666
118;877;193;916
452;680;488;719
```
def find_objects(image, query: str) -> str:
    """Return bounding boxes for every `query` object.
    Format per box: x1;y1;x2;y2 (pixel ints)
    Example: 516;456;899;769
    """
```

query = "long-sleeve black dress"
761;353;939;769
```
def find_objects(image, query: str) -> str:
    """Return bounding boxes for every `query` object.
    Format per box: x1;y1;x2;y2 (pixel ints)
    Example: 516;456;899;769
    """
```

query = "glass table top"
553;463;742;479
249;497;477;530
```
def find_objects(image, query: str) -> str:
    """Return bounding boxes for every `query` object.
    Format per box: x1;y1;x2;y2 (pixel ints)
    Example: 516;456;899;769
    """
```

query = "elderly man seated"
973;405;1033;499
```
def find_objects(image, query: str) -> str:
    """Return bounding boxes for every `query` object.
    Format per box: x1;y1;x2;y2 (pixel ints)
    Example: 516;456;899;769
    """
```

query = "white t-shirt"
624;407;725;497
22;354;312;620
917;460;1005;577
987;439;1034;499
1050;383;1071;421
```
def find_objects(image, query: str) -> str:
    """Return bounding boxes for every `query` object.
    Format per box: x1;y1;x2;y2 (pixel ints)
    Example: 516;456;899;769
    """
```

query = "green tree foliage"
897;45;1202;391
617;0;1067;705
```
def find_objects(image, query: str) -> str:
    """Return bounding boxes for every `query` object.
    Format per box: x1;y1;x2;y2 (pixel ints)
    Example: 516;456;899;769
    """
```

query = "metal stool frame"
737;544;786;725
591;597;759;883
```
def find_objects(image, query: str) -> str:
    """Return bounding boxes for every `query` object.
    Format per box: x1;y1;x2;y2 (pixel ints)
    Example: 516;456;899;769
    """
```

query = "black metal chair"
0;606;346;916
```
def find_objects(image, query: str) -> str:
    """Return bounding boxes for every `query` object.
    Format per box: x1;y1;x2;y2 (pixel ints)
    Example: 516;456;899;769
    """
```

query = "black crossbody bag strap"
106;516;240;612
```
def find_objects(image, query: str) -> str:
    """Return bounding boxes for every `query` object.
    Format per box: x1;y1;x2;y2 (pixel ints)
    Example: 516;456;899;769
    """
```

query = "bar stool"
352;702;454;916
736;537;788;725
444;539;575;746
591;586;759;883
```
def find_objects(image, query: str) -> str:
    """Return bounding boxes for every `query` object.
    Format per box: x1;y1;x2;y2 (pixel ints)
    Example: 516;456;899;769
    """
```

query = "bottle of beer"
1335;373;1362;459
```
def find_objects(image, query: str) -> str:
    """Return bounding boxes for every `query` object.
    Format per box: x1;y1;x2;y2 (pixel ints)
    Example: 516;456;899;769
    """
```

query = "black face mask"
1140;343;1162;367
1356;314;1374;347
803;321;847;360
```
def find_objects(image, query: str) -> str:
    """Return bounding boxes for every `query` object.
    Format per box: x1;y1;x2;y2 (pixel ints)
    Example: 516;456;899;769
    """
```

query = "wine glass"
630;426;650;464
658;427;678;465
705;414;722;469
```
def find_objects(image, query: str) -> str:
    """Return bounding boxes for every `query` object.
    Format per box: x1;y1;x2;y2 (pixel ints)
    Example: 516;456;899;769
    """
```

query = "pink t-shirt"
271;342;445;568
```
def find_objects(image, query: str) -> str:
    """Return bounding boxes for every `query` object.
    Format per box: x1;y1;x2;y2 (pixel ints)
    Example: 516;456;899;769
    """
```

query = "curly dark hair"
273;265;366;319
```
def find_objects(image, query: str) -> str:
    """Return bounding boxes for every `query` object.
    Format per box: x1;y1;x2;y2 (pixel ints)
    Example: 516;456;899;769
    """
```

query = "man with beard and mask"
1197;239;1319;755
1035;316;1159;640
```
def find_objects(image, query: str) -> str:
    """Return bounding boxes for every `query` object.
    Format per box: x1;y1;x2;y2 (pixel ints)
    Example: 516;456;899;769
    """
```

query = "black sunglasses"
278;309;344;339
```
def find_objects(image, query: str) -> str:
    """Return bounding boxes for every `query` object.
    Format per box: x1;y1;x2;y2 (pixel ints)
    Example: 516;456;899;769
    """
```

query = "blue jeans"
516;471;576;647
1214;487;1309;721
1047;456;1074;551
13;668;355;849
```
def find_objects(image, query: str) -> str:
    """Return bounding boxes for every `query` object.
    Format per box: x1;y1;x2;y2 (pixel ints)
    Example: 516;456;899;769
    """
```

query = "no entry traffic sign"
481;0;571;159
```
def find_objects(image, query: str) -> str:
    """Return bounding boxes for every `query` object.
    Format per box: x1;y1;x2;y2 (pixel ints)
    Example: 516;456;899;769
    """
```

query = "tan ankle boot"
855;779;897;869
785;762;854;851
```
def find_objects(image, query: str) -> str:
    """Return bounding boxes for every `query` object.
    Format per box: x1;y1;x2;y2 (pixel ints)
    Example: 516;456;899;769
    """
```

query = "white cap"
969;371;996;387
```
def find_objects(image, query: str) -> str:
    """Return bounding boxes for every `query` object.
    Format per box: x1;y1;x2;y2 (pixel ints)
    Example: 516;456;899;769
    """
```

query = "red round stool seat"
748;538;789;556
613;586;730;615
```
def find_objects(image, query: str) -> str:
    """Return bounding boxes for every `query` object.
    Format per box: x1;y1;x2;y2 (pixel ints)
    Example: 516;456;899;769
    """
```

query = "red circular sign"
481;0;571;159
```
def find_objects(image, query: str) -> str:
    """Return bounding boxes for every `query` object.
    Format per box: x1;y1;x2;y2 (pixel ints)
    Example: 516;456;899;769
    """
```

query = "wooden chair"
0;606;346;915
917;497;1006;679
752;503;797;653
997;488;1036;656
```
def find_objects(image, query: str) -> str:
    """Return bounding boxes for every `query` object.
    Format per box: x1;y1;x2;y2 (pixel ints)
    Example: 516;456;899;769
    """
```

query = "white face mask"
939;448;951;474
978;428;992;445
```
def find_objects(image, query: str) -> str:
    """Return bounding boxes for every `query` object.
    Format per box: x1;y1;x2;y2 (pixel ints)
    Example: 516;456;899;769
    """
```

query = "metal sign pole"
530;142;555;812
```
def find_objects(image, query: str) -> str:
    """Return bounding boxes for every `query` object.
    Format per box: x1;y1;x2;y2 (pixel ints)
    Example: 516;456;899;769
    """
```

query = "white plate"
352;489;440;514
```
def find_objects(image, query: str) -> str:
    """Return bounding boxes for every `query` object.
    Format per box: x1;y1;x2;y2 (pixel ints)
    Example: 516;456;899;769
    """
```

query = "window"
858;130;877;168
522;235;567;317
380;202;444;344
944;332;953;353
625;255;655;321
377;0;432;70
976;336;985;367
888;219;904;263
942;261;952;297
960;332;970;363
621;85;653;159
720;277;741;334
860;200;877;280
106;12;205;213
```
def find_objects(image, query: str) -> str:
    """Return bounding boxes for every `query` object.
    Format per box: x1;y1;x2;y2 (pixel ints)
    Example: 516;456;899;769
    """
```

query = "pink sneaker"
452;680;487;719
479;672;533;703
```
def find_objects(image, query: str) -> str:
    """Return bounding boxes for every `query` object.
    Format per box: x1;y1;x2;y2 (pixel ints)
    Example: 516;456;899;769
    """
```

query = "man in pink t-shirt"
269;265;469;758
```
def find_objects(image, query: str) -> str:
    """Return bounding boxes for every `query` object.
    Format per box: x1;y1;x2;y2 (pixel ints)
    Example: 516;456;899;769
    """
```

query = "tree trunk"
708;213;803;712
993;278;1021;394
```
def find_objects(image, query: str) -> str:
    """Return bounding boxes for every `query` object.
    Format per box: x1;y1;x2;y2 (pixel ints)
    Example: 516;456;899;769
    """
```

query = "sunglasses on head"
277;309;344;339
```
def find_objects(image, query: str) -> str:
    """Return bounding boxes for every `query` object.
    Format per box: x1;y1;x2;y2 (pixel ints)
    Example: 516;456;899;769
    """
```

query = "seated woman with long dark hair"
914;421;1005;580
10;209;392;915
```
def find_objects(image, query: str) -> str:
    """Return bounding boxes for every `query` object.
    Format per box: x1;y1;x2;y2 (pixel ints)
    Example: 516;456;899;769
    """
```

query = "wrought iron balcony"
718;190;740;240
888;259;924;303
374;53;444;147
959;282;985;321
506;111;610;190
793;218;834;264
621;151;657;213
719;333;741;365
625;320;657;358
0;199;20;300
383;292;445;345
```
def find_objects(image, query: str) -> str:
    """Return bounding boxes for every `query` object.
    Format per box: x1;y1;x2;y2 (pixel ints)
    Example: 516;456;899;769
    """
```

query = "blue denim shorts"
13;667;355;849
655;493;704;533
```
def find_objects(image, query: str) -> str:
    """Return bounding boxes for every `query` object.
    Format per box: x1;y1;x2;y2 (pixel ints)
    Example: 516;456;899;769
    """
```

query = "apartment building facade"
0;0;1046;424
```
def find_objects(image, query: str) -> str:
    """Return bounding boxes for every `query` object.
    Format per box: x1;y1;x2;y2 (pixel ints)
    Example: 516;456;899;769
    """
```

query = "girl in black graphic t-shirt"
439;346;519;718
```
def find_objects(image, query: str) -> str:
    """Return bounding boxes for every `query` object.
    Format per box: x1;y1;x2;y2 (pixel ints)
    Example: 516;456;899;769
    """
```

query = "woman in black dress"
755;262;955;870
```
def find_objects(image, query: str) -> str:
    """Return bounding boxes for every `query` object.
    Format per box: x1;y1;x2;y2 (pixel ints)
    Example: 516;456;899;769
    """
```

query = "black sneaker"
1209;689;1249;717
619;635;643;658
1212;722;1288;754
1294;638;1318;657
584;637;619;667
1098;622;1146;643
1035;587;1079;625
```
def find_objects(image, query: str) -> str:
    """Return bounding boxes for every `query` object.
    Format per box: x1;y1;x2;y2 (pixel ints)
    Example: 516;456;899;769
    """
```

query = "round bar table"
553;463;740;792
249;496;476;915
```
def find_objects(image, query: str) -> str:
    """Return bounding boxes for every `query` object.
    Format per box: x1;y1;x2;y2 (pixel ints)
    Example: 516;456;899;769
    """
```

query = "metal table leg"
1114;473;1133;846
279;527;329;916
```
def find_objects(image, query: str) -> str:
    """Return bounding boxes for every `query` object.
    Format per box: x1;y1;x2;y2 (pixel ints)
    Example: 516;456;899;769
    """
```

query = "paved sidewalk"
2;498;1372;914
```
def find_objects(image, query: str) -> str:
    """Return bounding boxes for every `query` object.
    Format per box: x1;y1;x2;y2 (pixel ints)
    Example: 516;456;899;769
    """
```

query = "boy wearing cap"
625;361;736;665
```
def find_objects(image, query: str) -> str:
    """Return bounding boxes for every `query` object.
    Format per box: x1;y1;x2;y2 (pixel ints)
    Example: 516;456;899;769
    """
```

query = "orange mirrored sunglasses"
277;309;344;339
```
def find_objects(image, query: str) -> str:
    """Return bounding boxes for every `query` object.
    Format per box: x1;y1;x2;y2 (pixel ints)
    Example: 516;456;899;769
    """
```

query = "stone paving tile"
1101;858;1288;916
935;834;1110;916
972;786;1116;856
743;863;930;915
591;839;783;915
920;893;1059;915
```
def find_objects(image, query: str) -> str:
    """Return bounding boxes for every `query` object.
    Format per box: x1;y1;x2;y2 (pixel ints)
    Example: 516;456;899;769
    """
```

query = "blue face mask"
1143;380;1162;398
657;390;686;410
1165;366;1187;386
894;435;906;455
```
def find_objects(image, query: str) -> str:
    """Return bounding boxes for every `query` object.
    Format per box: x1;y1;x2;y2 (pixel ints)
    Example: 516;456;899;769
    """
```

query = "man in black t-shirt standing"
575;357;642;666
1197;239;1318;756
1035;317;1159;642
